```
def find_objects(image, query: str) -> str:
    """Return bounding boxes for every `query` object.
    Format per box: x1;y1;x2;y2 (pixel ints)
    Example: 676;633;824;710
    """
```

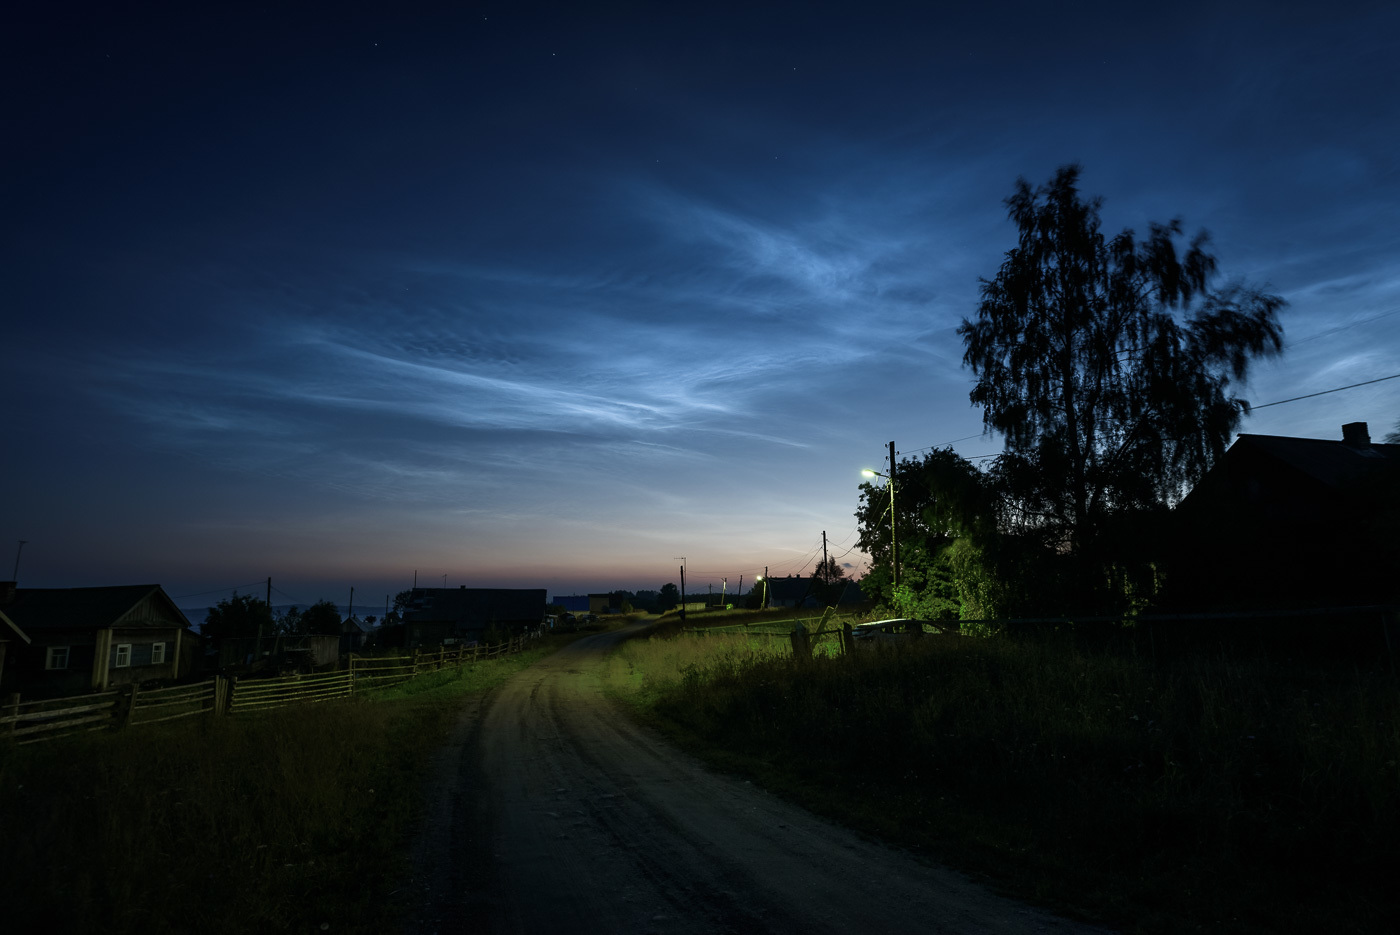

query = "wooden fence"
1;634;535;745
684;610;862;655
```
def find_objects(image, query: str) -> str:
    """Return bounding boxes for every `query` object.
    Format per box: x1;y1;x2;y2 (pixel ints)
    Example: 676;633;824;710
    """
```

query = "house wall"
98;627;186;689
3;628;98;697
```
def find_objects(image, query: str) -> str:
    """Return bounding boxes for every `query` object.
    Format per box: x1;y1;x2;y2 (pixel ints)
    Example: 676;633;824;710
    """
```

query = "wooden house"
0;583;199;697
1168;421;1400;609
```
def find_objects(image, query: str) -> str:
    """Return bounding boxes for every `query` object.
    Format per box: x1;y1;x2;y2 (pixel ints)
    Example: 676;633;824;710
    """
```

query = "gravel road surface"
406;622;1110;934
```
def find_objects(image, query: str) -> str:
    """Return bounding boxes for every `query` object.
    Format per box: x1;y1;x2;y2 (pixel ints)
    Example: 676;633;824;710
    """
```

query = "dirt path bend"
406;623;1109;935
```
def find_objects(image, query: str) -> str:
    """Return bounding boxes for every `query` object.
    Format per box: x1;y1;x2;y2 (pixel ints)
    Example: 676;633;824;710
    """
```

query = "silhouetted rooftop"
0;584;192;631
1232;432;1399;488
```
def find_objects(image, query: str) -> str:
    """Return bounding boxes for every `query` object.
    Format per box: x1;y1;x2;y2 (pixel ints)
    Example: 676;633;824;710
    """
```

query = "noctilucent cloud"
5;2;1398;611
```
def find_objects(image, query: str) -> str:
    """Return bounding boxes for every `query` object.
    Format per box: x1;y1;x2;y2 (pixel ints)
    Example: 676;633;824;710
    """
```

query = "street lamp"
861;468;898;589
755;575;770;610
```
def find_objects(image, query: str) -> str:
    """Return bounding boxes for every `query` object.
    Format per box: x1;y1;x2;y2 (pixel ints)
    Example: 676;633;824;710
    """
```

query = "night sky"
6;2;1398;611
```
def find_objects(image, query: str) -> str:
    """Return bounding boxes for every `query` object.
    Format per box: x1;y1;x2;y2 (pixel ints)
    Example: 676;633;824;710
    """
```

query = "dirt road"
406;623;1109;934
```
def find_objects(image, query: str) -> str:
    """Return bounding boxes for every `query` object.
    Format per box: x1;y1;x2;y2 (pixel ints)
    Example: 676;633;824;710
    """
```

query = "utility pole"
258;576;271;660
764;565;769;609
721;577;727;607
442;574;447;588
12;540;26;581
889;440;899;590
674;557;686;624
822;530;828;578
349;587;354;620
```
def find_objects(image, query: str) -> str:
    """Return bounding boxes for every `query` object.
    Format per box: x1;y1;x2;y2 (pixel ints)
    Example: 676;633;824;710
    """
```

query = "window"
46;646;70;670
151;642;166;665
114;643;132;668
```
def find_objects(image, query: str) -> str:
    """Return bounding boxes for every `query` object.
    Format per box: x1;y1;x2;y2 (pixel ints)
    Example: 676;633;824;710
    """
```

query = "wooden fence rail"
1;689;122;744
3;632;540;745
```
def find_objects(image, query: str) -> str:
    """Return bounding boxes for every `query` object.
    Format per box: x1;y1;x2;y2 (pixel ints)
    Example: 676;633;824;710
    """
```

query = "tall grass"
0;638;567;935
608;631;1400;934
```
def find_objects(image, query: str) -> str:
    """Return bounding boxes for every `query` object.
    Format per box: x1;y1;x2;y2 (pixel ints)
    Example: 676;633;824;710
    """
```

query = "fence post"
5;692;18;736
121;683;140;729
213;676;227;716
789;626;812;662
840;622;853;655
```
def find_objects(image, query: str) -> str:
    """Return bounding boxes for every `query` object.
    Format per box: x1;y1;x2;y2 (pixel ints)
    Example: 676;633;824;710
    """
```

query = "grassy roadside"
603;630;1400;934
0;633;582;935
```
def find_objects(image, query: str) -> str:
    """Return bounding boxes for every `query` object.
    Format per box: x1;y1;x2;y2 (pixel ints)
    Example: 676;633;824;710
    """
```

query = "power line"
174;581;269;600
899;431;990;457
1284;307;1400;349
1251;372;1400;410
271;584;321;608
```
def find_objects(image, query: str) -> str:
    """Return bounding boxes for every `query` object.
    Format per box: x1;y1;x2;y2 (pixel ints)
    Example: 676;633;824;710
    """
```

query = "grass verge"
604;630;1400;934
0;635;576;935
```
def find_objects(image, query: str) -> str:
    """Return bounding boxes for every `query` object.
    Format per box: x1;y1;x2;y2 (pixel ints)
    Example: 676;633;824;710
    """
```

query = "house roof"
403;587;547;624
1231;433;1400;488
0;585;193;632
341;615;372;634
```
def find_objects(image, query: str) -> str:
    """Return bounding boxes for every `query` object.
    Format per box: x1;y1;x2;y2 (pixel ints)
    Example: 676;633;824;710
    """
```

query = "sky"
5;1;1398;614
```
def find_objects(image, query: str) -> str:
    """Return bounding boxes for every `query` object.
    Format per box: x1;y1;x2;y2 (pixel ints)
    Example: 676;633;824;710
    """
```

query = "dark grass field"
609;627;1400;934
0;635;584;935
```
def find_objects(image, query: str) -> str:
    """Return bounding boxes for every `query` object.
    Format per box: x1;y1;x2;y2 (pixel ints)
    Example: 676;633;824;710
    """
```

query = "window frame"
45;645;70;670
114;643;132;668
151;642;166;665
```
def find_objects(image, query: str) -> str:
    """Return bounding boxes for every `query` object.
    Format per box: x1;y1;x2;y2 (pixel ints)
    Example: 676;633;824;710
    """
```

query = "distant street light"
755;574;770;610
861;467;898;589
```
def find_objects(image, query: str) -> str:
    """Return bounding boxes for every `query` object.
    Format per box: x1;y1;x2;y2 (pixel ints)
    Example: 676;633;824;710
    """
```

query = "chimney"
1341;422;1371;447
0;581;15;605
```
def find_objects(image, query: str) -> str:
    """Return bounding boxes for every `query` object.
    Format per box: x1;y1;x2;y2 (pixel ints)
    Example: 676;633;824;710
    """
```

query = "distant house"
341;615;372;655
1170;421;1400;609
377;587;547;649
0;583;199;697
215;633;340;671
588;594;613;614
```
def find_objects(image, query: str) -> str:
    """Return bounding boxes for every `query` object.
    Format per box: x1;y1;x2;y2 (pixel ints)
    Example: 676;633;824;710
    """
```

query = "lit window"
114;644;132;668
46;646;70;670
151;642;166;664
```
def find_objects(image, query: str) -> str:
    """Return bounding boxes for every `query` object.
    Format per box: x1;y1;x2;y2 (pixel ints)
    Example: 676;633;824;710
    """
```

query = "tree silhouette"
959;165;1285;558
203;594;272;640
855;448;993;607
299;600;342;635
